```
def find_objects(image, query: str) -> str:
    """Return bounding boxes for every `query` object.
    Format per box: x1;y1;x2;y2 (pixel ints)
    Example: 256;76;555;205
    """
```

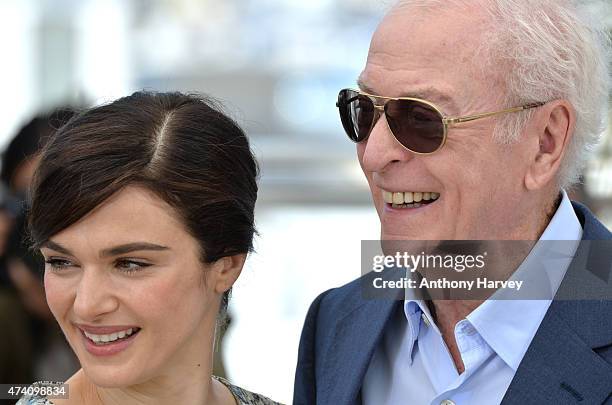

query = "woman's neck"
55;316;237;405
62;361;234;405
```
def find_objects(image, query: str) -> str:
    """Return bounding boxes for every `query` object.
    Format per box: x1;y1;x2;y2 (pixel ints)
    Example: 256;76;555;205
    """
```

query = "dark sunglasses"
337;88;545;154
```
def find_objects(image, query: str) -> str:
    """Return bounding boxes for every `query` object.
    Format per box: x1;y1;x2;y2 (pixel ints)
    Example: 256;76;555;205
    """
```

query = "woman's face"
41;185;228;387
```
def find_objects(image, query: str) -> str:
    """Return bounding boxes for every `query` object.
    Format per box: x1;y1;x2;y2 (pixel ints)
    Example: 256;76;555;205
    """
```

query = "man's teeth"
83;328;138;344
383;190;440;205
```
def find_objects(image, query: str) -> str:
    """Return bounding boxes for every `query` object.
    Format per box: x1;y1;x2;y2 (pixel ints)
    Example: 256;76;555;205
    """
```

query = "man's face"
357;6;535;241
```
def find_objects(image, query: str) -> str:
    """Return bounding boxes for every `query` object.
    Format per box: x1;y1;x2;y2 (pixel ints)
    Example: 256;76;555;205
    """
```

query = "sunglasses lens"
338;89;376;143
386;99;445;153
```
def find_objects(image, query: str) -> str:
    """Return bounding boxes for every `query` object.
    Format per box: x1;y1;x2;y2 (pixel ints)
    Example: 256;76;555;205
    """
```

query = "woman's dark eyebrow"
100;243;170;257
41;240;170;257
41;240;72;255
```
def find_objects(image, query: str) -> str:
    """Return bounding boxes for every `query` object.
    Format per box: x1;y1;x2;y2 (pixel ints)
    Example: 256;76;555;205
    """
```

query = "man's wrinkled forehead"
361;1;495;99
372;1;492;57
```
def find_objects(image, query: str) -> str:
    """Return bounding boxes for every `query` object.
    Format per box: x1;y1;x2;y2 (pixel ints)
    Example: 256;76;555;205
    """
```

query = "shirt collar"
539;190;584;241
403;190;582;370
402;299;438;365
467;190;582;370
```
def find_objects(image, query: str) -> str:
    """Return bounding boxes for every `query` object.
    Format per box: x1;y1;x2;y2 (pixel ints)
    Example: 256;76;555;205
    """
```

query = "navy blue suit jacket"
294;202;612;404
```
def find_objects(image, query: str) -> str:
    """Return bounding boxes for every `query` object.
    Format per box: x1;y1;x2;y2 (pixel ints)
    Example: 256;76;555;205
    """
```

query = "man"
294;0;612;404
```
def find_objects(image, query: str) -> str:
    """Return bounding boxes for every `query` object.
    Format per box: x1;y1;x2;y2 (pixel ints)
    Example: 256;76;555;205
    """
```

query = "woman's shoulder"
213;376;283;405
16;377;283;405
15;381;64;405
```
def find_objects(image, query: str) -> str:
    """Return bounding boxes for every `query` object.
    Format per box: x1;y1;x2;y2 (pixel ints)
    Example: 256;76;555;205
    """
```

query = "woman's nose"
72;268;119;321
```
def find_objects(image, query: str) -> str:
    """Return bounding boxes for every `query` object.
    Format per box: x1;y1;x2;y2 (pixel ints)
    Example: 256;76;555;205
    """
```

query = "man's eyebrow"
41;240;171;257
356;77;457;112
356;77;377;95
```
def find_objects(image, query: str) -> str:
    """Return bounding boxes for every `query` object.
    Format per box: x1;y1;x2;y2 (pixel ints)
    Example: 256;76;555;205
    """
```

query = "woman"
17;92;281;404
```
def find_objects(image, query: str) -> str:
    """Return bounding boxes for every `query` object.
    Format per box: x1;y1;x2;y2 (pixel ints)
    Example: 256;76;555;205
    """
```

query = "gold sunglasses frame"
339;89;546;155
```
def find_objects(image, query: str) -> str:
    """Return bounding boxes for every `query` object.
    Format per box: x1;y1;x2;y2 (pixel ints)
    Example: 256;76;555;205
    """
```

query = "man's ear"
211;254;247;294
524;100;575;191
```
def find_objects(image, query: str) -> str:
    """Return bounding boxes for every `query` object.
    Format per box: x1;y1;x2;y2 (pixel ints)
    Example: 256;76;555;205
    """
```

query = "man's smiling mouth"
382;189;440;209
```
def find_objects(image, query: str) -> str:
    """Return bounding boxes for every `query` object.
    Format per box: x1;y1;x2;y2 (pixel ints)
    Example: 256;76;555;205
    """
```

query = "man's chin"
380;228;446;241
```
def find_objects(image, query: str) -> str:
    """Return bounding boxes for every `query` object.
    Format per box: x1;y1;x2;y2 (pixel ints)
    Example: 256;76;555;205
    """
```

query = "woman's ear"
212;254;246;294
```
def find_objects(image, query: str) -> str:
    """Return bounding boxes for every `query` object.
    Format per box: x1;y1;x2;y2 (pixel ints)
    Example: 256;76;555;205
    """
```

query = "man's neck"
427;299;482;374
426;190;563;374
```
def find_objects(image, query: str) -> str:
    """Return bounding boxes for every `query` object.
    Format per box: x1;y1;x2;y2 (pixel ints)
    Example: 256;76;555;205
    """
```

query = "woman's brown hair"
27;91;258;311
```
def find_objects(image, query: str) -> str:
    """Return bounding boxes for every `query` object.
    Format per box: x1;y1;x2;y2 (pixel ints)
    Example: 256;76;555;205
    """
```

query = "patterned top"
215;376;282;405
14;381;58;405
16;378;282;405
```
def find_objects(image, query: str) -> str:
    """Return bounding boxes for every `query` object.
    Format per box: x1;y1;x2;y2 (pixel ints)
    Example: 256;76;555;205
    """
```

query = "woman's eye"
115;260;152;273
45;258;74;270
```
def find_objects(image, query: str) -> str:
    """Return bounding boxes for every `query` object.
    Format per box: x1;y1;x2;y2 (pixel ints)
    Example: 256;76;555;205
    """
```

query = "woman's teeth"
83;328;139;344
382;190;440;206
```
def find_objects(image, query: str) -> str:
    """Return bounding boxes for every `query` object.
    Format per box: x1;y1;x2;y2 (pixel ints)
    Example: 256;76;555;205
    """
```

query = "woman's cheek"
44;272;71;319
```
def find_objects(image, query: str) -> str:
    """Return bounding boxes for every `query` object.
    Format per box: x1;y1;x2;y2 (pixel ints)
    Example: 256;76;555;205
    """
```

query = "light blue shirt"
363;191;583;405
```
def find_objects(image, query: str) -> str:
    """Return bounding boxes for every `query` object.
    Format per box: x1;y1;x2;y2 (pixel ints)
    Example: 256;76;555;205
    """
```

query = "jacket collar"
502;202;612;404
321;202;611;405
319;275;401;405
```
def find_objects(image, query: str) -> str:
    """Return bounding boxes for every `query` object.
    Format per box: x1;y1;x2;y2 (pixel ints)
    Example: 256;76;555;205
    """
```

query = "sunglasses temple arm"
444;102;546;125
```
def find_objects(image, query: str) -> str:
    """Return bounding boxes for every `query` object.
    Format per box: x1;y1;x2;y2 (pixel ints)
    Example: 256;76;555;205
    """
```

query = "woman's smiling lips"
75;323;142;357
75;323;140;334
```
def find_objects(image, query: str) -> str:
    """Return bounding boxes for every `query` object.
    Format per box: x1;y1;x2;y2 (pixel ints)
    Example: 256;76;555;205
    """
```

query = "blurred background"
0;0;610;403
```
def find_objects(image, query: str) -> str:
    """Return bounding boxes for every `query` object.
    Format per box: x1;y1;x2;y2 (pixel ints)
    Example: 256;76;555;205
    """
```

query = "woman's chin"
80;363;148;389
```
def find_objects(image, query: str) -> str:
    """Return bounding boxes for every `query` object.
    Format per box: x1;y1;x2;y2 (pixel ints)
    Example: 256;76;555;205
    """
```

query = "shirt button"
440;400;455;405
421;313;431;327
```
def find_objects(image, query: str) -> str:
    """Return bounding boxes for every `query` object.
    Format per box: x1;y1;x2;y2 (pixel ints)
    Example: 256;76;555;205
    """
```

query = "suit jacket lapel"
501;299;612;404
320;298;400;405
503;204;612;404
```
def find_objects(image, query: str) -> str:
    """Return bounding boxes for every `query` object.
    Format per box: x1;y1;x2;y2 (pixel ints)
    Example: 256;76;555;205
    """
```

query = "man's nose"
73;269;118;321
360;112;414;173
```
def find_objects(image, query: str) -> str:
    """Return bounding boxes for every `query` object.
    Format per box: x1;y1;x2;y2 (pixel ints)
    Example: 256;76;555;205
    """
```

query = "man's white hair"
395;0;611;189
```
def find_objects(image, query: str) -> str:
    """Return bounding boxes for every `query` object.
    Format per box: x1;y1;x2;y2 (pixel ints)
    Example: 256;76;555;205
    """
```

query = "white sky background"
227;206;379;402
0;0;611;403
